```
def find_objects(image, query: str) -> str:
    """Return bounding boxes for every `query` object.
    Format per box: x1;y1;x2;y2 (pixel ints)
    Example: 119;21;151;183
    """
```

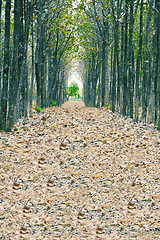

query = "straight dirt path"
0;101;160;239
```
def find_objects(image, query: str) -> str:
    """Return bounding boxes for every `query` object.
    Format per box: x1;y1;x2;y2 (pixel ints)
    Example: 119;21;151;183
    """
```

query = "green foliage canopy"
66;81;80;97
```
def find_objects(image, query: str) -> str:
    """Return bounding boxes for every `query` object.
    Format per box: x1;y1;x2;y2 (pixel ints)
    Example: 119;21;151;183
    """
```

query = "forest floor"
0;101;160;240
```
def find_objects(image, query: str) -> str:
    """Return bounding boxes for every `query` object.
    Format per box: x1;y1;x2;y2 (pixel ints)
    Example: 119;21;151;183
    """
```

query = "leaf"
1;101;160;238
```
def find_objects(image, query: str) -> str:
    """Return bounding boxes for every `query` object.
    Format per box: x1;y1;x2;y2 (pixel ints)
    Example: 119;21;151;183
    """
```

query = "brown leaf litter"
0;101;160;239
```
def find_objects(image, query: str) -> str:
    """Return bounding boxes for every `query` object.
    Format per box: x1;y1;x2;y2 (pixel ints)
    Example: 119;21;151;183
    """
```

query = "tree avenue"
0;0;160;131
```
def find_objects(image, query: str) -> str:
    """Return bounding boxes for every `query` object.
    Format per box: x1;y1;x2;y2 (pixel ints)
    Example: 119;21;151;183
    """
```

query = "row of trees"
0;0;76;131
77;0;160;128
0;0;160;131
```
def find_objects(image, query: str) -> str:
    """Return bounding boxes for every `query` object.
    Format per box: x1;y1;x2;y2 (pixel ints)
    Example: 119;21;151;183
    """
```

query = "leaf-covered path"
0;101;160;239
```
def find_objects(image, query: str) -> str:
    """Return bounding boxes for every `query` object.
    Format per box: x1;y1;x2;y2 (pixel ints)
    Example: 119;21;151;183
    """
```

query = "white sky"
68;72;83;89
68;60;83;89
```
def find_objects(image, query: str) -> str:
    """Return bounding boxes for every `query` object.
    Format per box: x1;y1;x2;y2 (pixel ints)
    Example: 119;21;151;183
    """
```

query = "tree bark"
22;0;32;117
120;19;124;114
123;0;128;116
7;0;21;130
135;0;143;122
1;0;11;130
128;0;134;118
29;4;34;117
35;0;43;107
157;0;160;130
101;36;107;107
142;0;154;121
0;0;2;101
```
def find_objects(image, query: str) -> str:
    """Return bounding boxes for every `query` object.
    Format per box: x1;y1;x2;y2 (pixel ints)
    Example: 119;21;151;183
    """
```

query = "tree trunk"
48;33;59;105
22;0;32;117
41;24;46;108
157;0;160;130
120;20;124;115
0;0;2;101
142;0;154;121
35;62;40;106
29;5;34;117
1;0;11;130
128;0;134;118
47;48;53;106
135;0;143;122
150;6;158;123
112;38;117;112
16;0;24;120
85;65;91;106
123;0;128;116
154;0;159;125
101;38;107;107
7;0;21;130
35;1;42;107
95;54;101;107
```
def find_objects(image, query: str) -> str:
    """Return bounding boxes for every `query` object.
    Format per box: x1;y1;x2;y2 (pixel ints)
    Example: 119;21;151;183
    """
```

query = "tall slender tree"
123;0;128;116
7;0;20;130
135;0;143;122
157;0;160;130
0;0;2;101
128;0;134;118
1;0;11;130
142;0;154;121
29;4;35;117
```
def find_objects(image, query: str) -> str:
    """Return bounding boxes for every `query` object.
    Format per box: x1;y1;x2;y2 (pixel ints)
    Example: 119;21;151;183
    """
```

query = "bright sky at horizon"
68;60;83;89
68;72;83;89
